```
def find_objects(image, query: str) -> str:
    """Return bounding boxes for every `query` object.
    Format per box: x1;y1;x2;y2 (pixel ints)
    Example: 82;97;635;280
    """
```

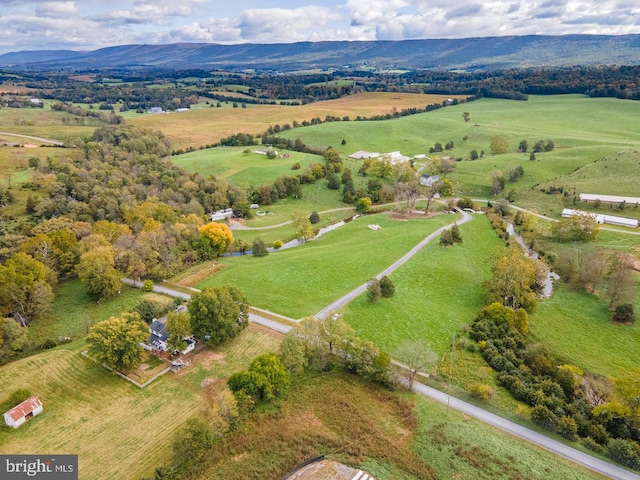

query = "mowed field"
129;92;465;150
342;215;504;355
0;324;282;480
198;212;459;318
0;106;97;141
172;146;324;188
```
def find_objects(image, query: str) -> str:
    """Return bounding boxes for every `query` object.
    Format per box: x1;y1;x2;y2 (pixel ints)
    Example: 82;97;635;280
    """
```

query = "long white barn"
579;193;640;205
561;208;639;228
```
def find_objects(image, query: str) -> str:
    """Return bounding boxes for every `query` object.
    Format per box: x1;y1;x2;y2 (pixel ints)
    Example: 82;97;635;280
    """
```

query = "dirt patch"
389;211;433;221
195;349;227;369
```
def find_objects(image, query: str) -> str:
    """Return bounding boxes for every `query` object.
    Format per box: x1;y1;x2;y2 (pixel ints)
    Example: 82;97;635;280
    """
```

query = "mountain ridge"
2;35;640;71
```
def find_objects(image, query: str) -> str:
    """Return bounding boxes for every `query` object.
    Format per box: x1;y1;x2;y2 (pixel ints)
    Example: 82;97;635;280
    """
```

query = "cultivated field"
198;212;459;318
129;92;464;150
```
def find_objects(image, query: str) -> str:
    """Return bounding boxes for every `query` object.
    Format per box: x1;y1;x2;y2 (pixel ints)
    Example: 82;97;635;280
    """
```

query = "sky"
1;0;640;54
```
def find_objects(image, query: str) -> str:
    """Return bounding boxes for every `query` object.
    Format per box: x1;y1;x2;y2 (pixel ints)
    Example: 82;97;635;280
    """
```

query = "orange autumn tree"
198;222;234;259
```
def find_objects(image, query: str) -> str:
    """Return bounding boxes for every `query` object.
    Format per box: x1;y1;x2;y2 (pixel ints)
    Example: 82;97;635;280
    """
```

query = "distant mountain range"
2;35;640;71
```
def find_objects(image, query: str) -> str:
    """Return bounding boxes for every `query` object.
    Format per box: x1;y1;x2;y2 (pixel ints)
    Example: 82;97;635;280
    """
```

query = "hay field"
129;92;464;150
0;325;281;480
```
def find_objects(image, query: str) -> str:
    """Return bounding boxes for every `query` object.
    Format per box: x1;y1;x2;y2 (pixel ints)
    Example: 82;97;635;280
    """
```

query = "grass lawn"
0;324;281;480
171;147;324;188
27;279;153;345
341;215;504;355
530;284;640;378
198;212;459;318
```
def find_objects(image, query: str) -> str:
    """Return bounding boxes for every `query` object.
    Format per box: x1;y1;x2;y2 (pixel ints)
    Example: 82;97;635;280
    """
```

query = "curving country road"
123;207;640;479
0;131;65;146
414;382;640;480
315;209;472;318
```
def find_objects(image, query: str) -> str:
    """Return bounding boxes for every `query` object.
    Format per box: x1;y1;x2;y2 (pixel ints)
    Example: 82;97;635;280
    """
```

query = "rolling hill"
2;34;640;71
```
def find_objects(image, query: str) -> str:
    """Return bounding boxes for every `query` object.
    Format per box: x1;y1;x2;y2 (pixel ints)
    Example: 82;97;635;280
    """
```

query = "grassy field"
27;280;148;345
530;284;640;378
274;95;640;214
0;106;97;141
189;370;602;480
129;92;464;150
0;324;282;480
198;212;459;318
341;215;504;355
171;147;325;188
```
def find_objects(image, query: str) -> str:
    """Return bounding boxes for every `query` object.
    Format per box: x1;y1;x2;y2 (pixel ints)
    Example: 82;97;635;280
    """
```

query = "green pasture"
342;215;504;355
198;212;459;318
275;95;640;214
530;284;640;378
171;147;325;188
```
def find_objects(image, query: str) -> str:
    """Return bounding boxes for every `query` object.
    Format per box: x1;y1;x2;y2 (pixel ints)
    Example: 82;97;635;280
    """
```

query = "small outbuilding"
3;396;43;429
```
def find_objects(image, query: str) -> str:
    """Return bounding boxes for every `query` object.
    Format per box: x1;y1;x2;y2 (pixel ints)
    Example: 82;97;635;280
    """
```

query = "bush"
252;238;268;257
172;419;215;471
607;438;640;470
531;405;557;431
613;303;635;323
291;162;301;170
272;240;283;250
309;211;320;224
134;299;164;323
469;383;496;401
0;389;33;413
142;280;154;292
379;276;395;297
582;437;606;455
557;415;579;441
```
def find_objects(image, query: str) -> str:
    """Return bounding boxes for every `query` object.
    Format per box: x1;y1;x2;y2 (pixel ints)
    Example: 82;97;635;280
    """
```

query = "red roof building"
3;396;43;428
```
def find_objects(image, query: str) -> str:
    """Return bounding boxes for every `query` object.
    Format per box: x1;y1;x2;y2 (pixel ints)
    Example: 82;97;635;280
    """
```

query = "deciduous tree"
394;340;439;390
0;252;54;318
77;246;121;300
165;310;192;352
198;222;234;258
292;214;315;243
490;135;509;154
189;286;249;346
86;314;149;372
0;317;29;357
484;252;538;312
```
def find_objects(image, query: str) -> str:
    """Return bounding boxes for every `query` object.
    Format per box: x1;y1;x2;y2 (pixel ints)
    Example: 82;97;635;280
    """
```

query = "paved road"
413;382;640;480
0;131;65;146
315;209;472;318
122;278;291;332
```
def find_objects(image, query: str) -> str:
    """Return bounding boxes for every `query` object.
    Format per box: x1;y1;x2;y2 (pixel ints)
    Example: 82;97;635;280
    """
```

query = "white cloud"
35;1;78;18
1;1;640;54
